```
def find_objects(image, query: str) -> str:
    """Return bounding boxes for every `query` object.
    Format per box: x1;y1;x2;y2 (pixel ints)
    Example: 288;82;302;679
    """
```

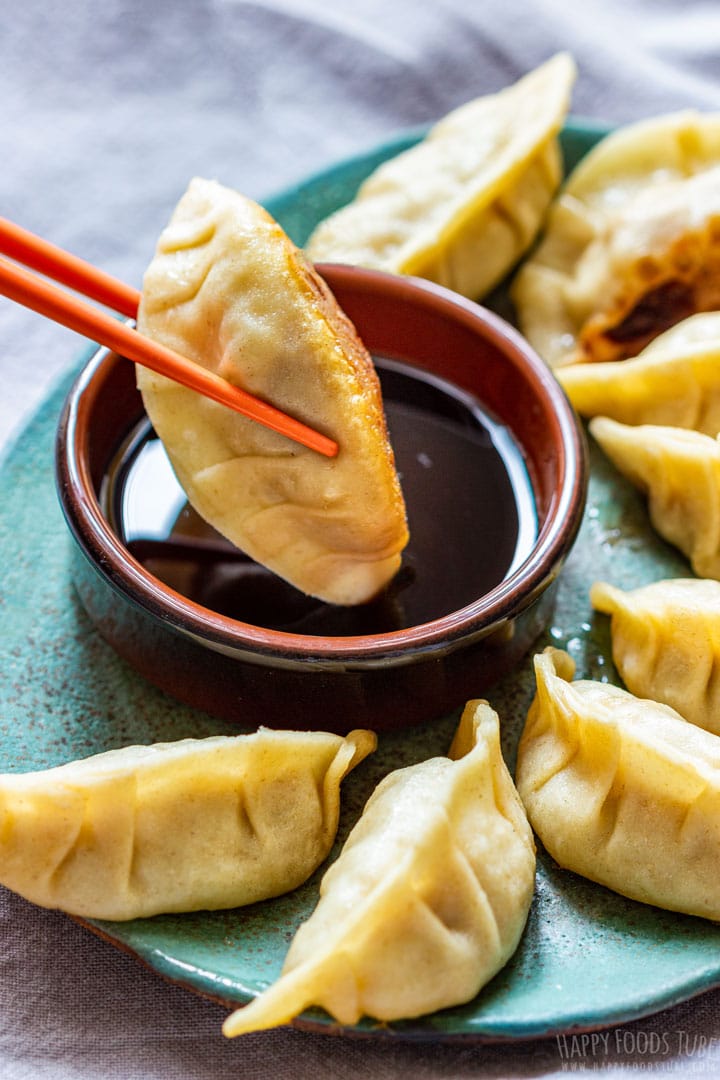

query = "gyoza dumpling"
558;313;720;434
223;701;535;1035
516;648;720;920
513;112;720;367
645;311;720;353
591;577;720;735
137;179;408;607
589;416;720;579
0;727;376;921
305;54;575;300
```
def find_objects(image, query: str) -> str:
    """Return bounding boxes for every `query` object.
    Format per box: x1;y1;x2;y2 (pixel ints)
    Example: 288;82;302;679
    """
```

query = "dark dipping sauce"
103;358;537;636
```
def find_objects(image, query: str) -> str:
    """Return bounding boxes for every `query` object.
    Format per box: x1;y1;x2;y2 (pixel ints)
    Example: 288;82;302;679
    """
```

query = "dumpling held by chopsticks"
137;179;408;606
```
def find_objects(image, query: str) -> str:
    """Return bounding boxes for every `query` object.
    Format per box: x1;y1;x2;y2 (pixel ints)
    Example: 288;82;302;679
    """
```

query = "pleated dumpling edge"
591;577;720;735
589;416;720;580
557;312;720;435
306;53;576;301
0;727;376;921
223;700;535;1036
137;179;409;607
513;111;720;368
516;647;720;921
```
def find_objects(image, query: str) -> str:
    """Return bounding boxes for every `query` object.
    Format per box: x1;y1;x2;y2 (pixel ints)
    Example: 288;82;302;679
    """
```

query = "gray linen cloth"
2;1;720;1076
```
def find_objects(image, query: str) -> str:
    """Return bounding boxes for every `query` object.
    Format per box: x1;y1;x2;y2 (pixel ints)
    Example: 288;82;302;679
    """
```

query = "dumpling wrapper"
589;416;720;579
305;53;575;300
137;179;408;607
223;700;535;1036
558;312;720;434
0;727;376;921
512;112;720;367
591;577;720;736
644;310;720;352
516;647;720;920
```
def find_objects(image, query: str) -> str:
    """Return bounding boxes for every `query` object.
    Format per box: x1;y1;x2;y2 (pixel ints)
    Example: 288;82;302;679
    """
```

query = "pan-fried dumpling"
516;647;720;920
223;701;535;1035
305;53;575;300
591;577;720;735
0;727;376;921
558;313;720;434
513;112;720;367
589;416;720;579
137;179;408;607
644;311;720;353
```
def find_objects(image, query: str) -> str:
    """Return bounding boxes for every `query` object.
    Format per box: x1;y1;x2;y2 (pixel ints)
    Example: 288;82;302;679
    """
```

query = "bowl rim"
56;264;587;663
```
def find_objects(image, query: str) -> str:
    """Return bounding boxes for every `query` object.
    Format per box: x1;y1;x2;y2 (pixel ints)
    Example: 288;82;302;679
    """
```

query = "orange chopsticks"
0;216;141;318
0;217;338;458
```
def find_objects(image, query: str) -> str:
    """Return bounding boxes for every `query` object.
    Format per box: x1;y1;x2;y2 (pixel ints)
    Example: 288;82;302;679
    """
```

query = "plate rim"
5;113;720;1045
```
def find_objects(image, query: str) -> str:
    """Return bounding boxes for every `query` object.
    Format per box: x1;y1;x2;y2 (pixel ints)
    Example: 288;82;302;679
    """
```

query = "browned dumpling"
557;313;720;434
137;179;408;606
513;113;720;367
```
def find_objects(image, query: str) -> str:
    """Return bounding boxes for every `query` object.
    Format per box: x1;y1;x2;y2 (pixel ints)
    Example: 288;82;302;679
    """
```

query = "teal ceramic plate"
2;119;719;1042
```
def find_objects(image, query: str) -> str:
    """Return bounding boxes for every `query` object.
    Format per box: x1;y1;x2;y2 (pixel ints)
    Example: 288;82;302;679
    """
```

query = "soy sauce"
104;358;537;635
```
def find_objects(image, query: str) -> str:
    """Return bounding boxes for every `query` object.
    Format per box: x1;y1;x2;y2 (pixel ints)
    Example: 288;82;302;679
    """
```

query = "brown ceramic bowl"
56;264;586;733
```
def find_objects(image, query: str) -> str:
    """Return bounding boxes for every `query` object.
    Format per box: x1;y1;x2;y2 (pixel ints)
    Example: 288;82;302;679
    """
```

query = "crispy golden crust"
137;179;408;606
512;112;720;368
578;217;720;363
291;249;396;457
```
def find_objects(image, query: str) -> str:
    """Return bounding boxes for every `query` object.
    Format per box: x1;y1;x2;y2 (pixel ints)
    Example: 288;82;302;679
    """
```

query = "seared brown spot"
604;279;695;346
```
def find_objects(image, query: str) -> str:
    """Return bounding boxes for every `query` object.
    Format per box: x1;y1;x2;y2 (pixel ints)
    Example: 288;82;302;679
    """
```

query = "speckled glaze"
2;120;719;1041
